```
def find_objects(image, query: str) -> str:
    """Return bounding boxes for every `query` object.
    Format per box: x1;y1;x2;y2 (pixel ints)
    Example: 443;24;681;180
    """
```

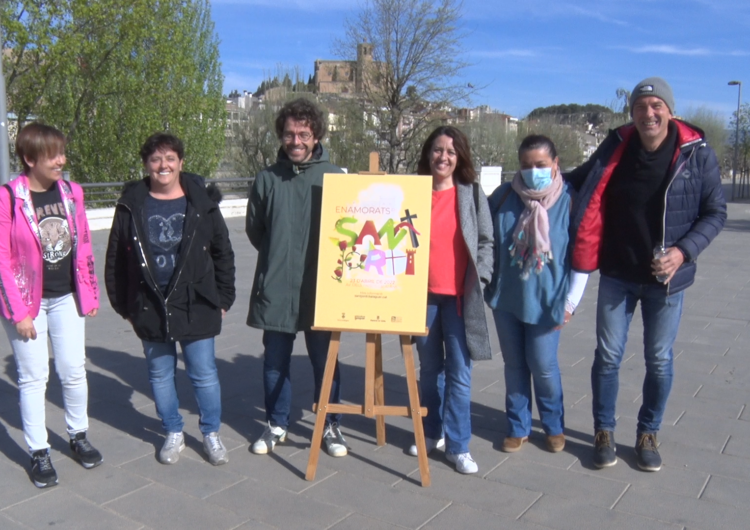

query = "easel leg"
364;334;376;418
401;335;431;487
306;332;341;481
374;334;386;445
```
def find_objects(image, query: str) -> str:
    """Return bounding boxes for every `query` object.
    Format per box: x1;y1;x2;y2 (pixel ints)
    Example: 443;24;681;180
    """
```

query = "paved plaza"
1;187;749;530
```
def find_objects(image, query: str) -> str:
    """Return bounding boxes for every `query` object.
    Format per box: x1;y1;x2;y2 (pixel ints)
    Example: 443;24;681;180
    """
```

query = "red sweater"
428;186;468;296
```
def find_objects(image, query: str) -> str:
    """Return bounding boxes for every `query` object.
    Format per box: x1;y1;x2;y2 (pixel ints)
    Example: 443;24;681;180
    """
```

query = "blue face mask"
520;167;553;190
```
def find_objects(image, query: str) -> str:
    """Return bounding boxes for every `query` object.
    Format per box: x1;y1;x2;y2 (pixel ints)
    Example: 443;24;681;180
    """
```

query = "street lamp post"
729;81;742;202
0;24;11;185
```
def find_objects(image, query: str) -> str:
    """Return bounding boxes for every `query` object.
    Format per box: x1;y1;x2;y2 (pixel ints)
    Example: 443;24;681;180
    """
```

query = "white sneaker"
323;422;348;457
159;432;185;464
251;424;287;455
408;437;445;456
203;432;229;465
446;452;478;474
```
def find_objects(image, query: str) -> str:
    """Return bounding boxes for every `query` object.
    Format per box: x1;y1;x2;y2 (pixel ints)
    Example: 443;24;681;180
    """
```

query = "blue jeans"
592;275;684;434
414;294;473;455
493;309;564;437
142;338;221;435
262;330;340;428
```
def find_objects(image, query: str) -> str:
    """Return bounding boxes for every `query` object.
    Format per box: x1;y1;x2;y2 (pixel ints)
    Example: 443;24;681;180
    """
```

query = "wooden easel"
305;153;432;487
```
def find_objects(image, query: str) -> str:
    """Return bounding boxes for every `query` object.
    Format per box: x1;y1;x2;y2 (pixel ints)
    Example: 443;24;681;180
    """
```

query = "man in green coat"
246;98;347;457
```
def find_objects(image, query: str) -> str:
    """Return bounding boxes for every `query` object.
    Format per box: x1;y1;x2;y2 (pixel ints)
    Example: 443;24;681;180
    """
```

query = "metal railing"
79;177;255;208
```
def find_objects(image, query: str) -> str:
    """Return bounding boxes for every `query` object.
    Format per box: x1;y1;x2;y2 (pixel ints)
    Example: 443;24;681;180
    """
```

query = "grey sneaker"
30;449;58;488
408;437;445;456
203;432;228;466
251;424;287;455
635;433;662;472
446;452;478;474
323;422;348;457
159;432;185;464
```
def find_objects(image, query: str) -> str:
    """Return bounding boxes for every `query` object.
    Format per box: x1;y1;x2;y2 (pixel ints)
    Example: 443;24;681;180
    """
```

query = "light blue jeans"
3;294;89;452
592;275;684;434
493;308;564;437
414;294;473;455
142;337;222;435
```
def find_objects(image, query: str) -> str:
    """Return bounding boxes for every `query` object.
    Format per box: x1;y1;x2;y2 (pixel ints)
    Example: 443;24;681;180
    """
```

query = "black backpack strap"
3;184;14;220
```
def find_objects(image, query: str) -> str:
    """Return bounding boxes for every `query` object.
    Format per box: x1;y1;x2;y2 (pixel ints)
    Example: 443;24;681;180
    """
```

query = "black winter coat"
105;173;236;342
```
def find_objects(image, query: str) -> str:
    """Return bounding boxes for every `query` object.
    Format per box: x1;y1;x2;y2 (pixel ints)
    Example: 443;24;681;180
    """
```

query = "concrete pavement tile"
204;476;348;528
522;493;680;530
51;459;152;506
394;465;541;519
568;450;709;497
0;461;49;510
105;482;244;529
667;397;745;424
119;451;246;500
485;459;628;509
220;449;338;494
701;474;750;508
301;471;449;528
4;487;141;529
615;483;750;530
329;513;410;530
664;412;750;453
230;518;278;529
721;433;750;459
0;513;33;529
422;503;553;530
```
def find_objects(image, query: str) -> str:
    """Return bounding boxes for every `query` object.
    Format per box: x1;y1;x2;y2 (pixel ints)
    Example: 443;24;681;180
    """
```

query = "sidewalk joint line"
674;350;683;359
479;380;499;392
698;474;711;499
624;353;635;363
610;483;630;510
517;493;543;520
566;457;580;470
709;364;718;374
723;347;731;356
571;357;585;367
416;501;452;530
482;456;508;478
738;404;746;420
202;477;248;500
693;384;703;397
721;435;731;454
297;470;338;494
673;410;686;426
632;393;642;403
573;394;587;406
100;482;154;507
324;511;355;530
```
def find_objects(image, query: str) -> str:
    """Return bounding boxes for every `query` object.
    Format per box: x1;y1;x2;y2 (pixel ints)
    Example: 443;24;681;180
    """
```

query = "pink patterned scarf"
509;170;564;279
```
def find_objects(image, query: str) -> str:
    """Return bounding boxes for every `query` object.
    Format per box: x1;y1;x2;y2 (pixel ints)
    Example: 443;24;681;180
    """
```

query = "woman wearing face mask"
408;126;493;474
485;135;588;454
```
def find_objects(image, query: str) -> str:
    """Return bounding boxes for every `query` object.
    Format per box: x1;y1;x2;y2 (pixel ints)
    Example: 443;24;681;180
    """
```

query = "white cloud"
614;45;749;56
212;0;351;9
563;4;628;26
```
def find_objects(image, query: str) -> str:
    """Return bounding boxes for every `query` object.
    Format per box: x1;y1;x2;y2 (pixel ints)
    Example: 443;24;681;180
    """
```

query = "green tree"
518;118;585;170
729;102;750;174
681;106;728;170
327;100;378;172
336;0;472;173
462;115;517;170
2;0;225;182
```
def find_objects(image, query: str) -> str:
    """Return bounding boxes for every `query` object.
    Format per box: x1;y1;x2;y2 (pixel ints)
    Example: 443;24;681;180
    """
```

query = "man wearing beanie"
566;77;726;471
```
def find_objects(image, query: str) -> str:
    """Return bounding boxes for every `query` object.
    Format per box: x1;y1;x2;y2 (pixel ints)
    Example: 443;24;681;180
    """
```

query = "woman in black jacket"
105;133;235;466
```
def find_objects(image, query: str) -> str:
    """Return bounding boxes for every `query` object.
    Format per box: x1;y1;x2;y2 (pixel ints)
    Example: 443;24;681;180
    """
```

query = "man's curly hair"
274;98;327;141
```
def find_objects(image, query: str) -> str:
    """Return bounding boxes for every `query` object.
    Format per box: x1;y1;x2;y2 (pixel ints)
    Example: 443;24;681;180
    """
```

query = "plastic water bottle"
653;245;669;283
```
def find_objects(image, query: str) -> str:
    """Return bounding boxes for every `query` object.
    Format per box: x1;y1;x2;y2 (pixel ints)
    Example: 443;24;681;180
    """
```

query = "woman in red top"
408;126;493;474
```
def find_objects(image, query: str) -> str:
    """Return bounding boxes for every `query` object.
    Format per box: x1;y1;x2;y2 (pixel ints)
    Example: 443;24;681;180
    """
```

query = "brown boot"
501;436;528;453
546;433;565;453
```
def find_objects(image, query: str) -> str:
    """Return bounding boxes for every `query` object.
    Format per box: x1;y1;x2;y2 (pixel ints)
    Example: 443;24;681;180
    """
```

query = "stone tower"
356;43;373;94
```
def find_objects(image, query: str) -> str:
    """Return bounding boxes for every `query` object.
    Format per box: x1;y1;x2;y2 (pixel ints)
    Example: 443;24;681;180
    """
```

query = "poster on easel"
313;174;432;335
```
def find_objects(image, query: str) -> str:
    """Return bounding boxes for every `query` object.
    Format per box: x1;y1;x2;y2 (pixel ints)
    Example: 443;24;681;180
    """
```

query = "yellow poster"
314;174;432;335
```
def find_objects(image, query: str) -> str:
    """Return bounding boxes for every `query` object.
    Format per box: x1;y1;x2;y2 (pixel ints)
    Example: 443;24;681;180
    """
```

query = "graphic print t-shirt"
31;186;75;298
144;195;187;295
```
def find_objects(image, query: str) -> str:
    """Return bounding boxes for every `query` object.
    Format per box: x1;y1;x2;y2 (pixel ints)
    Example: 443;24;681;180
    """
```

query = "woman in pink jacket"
0;123;102;488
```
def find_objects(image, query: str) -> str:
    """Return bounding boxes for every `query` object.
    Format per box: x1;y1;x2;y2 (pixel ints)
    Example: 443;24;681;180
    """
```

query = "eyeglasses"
282;131;313;142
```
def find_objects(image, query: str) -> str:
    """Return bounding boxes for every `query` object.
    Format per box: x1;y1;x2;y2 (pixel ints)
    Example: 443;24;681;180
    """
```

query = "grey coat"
456;182;494;361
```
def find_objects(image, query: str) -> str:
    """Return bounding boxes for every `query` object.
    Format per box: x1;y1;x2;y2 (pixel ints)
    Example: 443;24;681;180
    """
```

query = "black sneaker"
635;433;662;472
30;449;58;488
70;432;103;469
593;430;617;468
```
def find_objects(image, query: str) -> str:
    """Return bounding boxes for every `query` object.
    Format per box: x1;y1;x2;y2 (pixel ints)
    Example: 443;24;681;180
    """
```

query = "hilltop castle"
314;43;377;95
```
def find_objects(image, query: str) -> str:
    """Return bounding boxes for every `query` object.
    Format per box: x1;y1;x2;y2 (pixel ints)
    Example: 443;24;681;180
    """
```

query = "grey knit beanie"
630;77;675;115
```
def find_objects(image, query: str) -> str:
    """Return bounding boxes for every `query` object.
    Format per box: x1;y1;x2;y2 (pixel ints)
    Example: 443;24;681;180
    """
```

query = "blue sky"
212;0;750;121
